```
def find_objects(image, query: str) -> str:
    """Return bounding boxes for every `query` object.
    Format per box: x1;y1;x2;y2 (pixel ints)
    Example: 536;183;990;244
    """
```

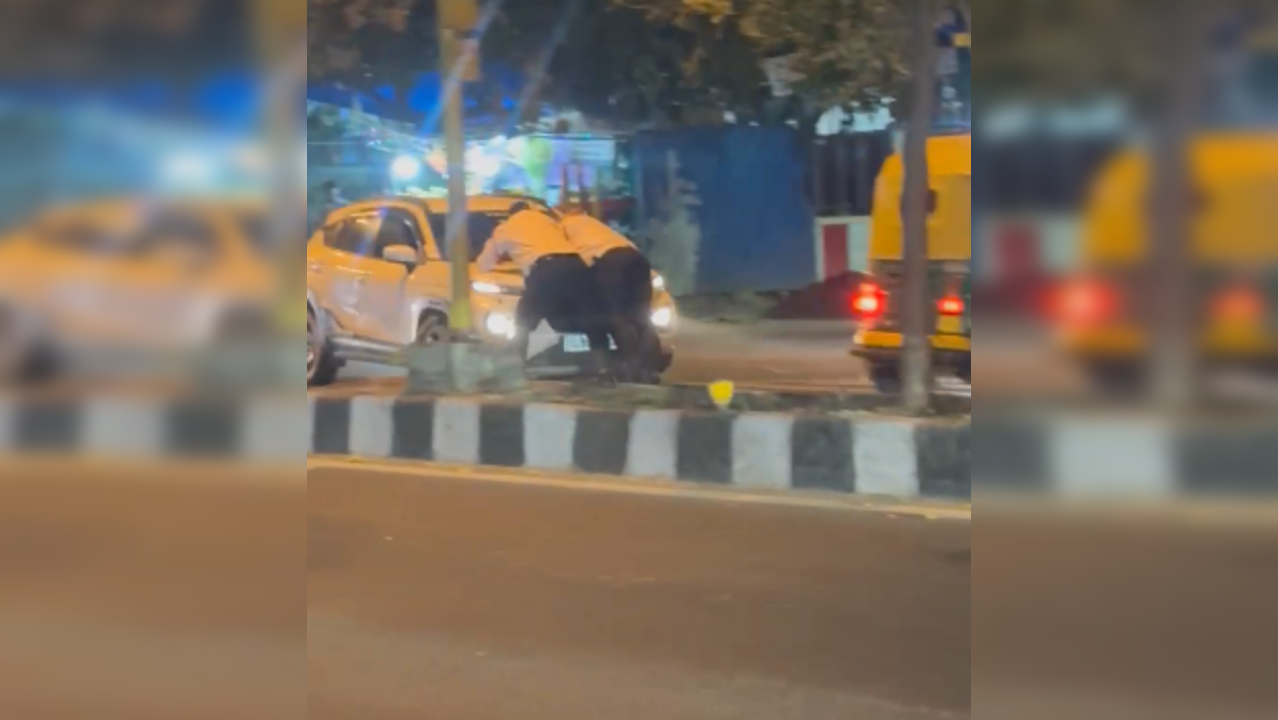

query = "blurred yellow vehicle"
306;194;677;386
851;131;972;392
0;197;279;382
1055;132;1278;389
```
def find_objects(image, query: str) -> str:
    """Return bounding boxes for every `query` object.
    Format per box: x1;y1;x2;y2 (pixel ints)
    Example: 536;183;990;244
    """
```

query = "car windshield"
235;210;272;256
37;222;129;255
32;208;137;256
427;210;512;262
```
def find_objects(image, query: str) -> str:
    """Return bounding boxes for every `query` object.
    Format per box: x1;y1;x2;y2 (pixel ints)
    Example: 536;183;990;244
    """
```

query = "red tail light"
1056;278;1120;326
1212;286;1264;323
853;283;886;319
937;296;965;316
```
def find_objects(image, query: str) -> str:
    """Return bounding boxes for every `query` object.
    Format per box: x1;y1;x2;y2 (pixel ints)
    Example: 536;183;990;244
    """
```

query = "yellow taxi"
0;197;279;382
1057;132;1278;389
306;194;678;385
852;132;972;391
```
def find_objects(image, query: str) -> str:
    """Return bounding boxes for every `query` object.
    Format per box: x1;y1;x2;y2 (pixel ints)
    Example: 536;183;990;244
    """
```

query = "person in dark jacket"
561;206;659;382
478;202;612;373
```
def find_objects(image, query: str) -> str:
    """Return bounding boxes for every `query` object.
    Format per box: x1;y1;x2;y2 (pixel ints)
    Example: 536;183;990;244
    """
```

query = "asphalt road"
307;465;970;720
308;465;1278;720
5;458;1276;719
321;319;892;395
316;319;1060;398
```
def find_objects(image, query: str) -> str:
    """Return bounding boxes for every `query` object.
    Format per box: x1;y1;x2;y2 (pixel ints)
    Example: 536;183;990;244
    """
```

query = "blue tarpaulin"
633;126;816;293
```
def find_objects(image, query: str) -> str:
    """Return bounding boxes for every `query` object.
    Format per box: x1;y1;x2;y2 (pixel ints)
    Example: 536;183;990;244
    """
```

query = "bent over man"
561;207;658;383
478;203;611;365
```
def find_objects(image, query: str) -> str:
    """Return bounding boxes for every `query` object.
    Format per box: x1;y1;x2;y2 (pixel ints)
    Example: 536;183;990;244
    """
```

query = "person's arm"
476;237;503;273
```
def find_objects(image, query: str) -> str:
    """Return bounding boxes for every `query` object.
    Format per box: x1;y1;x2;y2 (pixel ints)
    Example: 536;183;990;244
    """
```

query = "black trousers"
518;254;611;350
592;247;657;376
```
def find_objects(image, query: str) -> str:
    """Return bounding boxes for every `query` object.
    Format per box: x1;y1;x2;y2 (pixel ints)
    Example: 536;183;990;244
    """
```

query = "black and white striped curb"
0;395;307;462
977;415;1278;498
9;393;1269;500
304;396;972;499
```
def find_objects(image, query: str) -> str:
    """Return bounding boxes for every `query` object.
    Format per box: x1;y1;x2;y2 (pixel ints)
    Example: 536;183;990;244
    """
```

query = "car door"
314;214;383;336
356;209;427;343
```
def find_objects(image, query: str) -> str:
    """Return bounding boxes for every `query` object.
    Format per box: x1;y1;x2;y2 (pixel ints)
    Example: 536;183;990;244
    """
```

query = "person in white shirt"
561;206;659;383
478;202;611;363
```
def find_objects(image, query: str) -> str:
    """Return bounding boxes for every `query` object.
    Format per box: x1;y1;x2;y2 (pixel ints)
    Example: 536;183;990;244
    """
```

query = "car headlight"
651;307;674;329
472;281;503;295
484;312;517;339
652;274;666;290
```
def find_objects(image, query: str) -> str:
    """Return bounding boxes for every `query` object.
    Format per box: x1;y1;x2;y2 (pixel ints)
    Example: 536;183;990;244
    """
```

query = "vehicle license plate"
563;334;618;352
563;334;591;353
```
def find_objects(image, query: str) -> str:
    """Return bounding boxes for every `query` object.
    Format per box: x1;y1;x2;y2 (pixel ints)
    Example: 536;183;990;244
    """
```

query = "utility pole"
1150;0;1211;411
901;0;941;415
438;0;482;335
252;0;304;245
253;0;305;343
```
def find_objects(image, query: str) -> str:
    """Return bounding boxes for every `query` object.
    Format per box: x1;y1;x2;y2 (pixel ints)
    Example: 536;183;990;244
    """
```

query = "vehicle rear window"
427;211;510;261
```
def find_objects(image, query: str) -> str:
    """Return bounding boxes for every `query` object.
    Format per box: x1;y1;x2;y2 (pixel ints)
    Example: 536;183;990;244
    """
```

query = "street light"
392;155;421;181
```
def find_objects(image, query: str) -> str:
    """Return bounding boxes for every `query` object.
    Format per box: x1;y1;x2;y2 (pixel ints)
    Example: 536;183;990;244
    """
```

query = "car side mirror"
381;244;418;271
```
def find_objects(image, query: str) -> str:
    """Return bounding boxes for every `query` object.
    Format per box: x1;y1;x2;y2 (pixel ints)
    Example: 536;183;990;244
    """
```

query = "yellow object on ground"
708;381;736;410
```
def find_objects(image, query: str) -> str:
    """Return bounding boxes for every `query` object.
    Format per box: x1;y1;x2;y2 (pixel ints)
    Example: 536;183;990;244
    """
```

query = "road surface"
319;319;1063;398
5;457;1275;719
308;464;970;720
322;319;962;395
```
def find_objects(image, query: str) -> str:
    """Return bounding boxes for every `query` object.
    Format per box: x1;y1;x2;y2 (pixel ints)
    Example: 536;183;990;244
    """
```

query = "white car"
306;195;677;386
0;197;279;382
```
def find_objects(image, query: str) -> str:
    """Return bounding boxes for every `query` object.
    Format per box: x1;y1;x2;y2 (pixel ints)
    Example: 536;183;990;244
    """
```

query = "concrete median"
307;395;972;500
5;389;1274;501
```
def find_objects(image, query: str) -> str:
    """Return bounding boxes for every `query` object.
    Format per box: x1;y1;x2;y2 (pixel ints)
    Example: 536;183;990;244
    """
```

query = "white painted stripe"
731;414;794;490
853;421;921;498
626;410;680;479
523;403;577;471
348;396;395;459
433;399;481;465
1050;418;1176;498
0;395;14;452
82;397;165;458
243;397;310;462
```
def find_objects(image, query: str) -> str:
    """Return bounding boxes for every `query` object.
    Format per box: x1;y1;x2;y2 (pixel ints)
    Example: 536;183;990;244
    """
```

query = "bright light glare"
471;151;502;178
471;281;502;295
160;152;212;183
652;274;666;290
392;155;421;180
651;307;674;329
485;312;517;339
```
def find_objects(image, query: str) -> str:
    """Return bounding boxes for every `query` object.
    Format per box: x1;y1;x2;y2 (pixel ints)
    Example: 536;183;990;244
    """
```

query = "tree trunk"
1149;0;1207;412
901;0;940;415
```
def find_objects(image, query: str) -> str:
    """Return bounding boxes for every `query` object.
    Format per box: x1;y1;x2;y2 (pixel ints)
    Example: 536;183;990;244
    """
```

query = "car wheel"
307;308;338;387
1;345;59;386
416;312;449;345
1081;359;1144;397
868;361;902;394
0;308;56;385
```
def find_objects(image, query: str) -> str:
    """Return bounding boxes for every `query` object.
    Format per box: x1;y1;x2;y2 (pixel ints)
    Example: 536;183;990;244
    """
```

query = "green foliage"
305;0;950;126
618;0;914;120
